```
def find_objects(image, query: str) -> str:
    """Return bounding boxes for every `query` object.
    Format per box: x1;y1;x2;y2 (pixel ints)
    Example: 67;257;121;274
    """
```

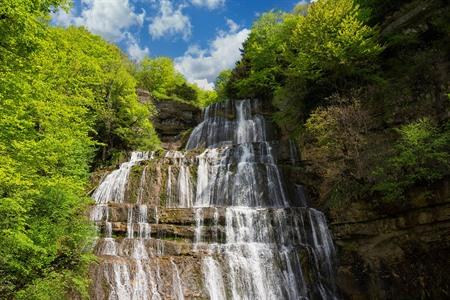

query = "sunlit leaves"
372;118;450;202
287;0;383;81
0;9;160;299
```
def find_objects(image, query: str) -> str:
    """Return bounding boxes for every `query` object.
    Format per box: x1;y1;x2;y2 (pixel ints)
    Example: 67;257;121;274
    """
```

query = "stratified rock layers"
89;100;338;299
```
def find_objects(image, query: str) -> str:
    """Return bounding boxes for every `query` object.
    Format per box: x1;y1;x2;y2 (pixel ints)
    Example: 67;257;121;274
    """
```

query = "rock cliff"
137;89;202;150
329;180;450;299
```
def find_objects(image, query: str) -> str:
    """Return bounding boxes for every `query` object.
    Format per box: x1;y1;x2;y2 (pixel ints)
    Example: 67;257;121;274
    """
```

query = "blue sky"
53;0;305;89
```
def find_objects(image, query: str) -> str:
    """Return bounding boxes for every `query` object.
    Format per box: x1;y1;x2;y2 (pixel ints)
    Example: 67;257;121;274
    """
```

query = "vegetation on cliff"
223;0;450;211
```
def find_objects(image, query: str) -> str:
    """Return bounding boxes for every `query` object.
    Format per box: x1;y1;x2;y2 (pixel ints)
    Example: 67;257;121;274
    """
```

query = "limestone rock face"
140;90;202;150
328;180;450;300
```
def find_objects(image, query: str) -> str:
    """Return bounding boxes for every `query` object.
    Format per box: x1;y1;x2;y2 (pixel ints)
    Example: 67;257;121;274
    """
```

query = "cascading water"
90;99;338;299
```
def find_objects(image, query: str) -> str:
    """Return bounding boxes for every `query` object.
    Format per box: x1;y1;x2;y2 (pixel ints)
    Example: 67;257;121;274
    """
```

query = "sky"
53;0;306;90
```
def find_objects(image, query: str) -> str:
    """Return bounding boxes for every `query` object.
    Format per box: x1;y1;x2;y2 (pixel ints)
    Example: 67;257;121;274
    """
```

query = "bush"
372;118;450;203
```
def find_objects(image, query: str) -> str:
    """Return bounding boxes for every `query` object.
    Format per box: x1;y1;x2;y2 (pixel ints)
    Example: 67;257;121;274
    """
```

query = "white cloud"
52;8;74;27
53;0;144;42
193;79;215;91
191;0;225;10
128;42;149;62
226;18;239;33
175;23;250;89
136;9;146;27
126;34;149;62
185;45;207;57
149;0;191;40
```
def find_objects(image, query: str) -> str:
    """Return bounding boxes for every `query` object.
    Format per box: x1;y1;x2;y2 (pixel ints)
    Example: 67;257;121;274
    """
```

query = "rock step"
96;222;226;241
94;237;314;258
93;205;313;224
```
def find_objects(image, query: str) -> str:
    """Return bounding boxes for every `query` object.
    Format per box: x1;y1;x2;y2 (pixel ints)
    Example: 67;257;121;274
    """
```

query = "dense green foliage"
214;69;232;101
230;11;288;99
0;0;69;66
225;0;450;209
136;57;184;98
41;27;160;164
135;56;218;108
0;2;161;298
227;0;382;133
372;118;450;203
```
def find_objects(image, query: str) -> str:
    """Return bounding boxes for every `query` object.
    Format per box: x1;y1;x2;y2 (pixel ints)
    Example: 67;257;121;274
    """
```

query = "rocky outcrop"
327;180;450;299
138;89;202;150
380;0;441;36
281;149;450;299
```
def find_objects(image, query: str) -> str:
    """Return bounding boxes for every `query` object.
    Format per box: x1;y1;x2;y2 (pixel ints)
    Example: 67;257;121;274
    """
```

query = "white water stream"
90;99;337;299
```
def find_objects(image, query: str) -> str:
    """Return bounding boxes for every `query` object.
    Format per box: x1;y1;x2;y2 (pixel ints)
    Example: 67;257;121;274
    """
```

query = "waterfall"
190;100;337;299
288;139;300;165
202;257;227;300
90;100;337;299
165;151;194;208
171;259;185;300
92;152;151;204
90;152;162;300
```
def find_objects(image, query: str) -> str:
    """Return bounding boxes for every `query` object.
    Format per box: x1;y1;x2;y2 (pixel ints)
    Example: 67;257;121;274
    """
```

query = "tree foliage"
226;0;382;132
135;57;183;97
215;69;232;101
0;3;160;298
231;11;289;99
135;56;219;107
0;0;69;67
304;94;370;204
286;0;382;82
372;119;450;203
36;27;160;163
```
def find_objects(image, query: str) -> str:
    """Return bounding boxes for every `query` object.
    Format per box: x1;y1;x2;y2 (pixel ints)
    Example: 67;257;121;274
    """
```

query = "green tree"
196;86;219;108
286;0;383;83
372;118;450;203
135;56;219;107
172;82;198;102
36;27;160;163
278;0;382;132
135;57;182;97
215;69;232;100
0;31;96;299
0;19;160;300
234;11;289;99
0;0;69;65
